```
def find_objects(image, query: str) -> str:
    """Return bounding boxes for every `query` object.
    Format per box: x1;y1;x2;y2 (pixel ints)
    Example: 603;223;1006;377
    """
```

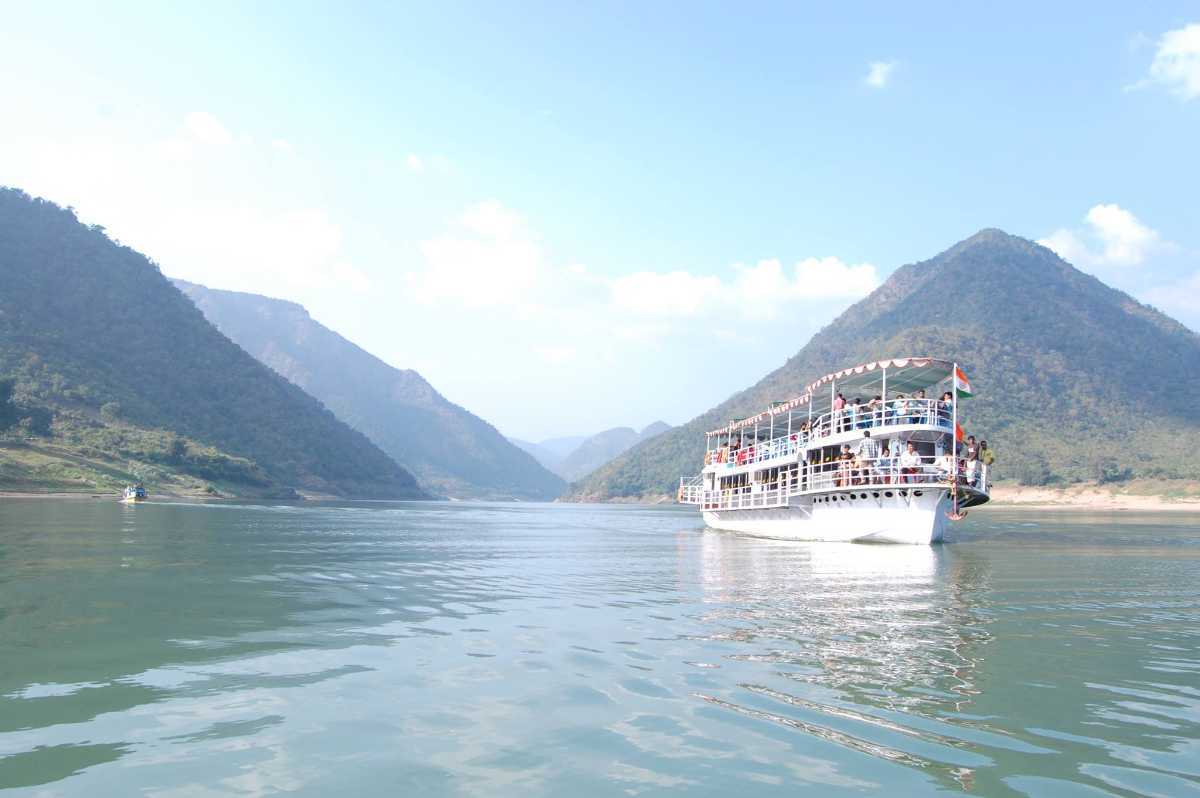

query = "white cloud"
270;138;294;154
611;257;878;319
864;61;896;89
406;153;424;173
1147;23;1200;100
1038;204;1164;269
409;200;545;309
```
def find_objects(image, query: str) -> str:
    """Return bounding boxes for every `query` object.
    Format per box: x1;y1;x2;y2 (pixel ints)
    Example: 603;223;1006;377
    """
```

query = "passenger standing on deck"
868;395;883;426
914;389;928;423
833;393;846;432
899;441;921;483
964;436;980;485
939;392;953;426
857;431;880;482
837;444;853;486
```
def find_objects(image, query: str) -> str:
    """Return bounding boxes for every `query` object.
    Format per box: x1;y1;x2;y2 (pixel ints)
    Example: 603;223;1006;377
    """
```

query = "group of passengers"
827;431;994;487
828;390;955;434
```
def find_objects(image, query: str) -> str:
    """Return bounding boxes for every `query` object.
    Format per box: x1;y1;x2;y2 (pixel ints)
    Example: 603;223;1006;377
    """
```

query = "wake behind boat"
678;357;990;544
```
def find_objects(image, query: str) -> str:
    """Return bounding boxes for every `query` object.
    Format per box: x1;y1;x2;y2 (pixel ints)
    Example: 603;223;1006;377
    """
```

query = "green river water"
1;499;1198;796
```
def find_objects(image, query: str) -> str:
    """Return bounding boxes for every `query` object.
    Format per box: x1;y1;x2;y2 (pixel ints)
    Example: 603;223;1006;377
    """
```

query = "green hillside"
0;188;426;498
175;280;566;500
568;229;1200;500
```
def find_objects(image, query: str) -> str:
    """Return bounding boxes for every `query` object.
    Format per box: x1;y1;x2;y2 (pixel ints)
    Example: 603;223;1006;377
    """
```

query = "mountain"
508;436;584;473
557;422;672;482
176;280;566;500
568;229;1200;500
0;187;426;498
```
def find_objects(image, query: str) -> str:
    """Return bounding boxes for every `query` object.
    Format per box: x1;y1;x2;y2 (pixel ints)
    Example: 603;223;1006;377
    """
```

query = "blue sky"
1;3;1197;439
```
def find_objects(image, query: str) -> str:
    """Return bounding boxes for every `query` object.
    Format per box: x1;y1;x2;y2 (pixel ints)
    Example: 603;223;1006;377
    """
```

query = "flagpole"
952;361;959;487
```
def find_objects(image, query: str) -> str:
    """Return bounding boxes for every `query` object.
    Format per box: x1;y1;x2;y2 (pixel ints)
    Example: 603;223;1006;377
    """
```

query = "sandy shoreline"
576;483;1200;513
986;485;1200;512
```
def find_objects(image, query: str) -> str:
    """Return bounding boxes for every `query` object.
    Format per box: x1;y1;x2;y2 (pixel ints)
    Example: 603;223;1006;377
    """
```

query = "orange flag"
955;422;964;442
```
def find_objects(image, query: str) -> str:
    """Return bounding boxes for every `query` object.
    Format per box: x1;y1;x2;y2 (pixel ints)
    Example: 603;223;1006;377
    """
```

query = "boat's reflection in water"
690;530;995;787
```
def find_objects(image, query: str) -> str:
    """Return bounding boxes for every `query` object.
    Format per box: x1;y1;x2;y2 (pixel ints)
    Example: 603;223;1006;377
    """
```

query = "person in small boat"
899;440;921;483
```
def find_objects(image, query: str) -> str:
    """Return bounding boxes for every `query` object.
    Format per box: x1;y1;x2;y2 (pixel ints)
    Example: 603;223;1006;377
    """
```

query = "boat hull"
702;489;949;545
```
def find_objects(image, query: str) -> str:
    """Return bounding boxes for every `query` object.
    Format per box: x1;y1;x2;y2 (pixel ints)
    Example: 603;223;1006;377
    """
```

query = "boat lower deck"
702;486;954;544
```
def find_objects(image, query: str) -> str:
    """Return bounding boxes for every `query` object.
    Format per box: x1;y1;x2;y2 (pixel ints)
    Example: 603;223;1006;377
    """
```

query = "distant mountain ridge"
0;187;426;498
557;422;671;482
512;422;671;482
508;436;584;473
176;280;566;500
568;228;1200;499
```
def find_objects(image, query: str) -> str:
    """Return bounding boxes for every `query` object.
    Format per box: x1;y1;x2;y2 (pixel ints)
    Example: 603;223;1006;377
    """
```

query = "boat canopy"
705;357;956;437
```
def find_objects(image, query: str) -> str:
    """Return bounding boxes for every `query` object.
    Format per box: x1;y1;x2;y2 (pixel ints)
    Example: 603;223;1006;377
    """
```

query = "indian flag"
954;367;973;398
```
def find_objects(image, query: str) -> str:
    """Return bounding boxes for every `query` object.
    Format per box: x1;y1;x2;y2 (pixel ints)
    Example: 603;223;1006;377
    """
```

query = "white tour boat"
678;357;990;544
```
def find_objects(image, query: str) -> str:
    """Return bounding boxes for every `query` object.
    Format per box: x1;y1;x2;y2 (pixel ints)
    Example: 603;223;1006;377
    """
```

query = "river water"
0;499;1198;796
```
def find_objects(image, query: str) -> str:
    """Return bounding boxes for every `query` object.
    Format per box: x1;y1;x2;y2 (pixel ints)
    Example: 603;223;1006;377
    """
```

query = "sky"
1;3;1197;440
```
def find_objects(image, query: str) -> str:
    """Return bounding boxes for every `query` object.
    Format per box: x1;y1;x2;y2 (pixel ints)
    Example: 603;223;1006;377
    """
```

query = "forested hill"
176;280;566;500
568;229;1200;500
0;187;426;498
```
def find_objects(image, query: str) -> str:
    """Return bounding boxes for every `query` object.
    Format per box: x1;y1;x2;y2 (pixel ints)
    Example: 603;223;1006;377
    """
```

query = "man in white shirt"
934;452;955;481
898;441;921;483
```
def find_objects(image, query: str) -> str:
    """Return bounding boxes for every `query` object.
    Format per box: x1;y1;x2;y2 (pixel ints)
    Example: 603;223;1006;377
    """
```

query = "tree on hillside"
0;378;17;431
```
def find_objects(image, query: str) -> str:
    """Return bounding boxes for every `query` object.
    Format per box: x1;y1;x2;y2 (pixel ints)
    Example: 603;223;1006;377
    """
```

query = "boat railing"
685;455;990;510
705;398;954;469
677;474;704;504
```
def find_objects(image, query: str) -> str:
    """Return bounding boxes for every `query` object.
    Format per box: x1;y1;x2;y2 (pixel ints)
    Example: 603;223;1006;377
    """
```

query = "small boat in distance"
121;483;147;503
678;357;990;544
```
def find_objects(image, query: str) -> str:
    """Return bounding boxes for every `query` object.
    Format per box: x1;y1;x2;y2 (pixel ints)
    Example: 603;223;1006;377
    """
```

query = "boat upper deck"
705;396;953;471
703;358;961;470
